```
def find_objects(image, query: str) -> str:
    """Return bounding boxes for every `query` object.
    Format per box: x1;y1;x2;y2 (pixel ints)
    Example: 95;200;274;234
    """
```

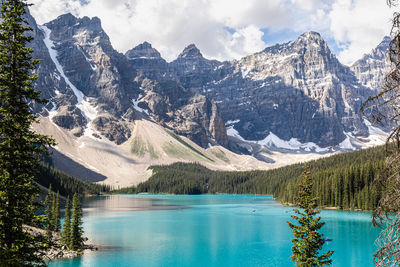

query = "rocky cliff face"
136;78;228;147
25;8;391;155
24;10;392;184
43;13;137;114
351;36;391;92
125;42;170;81
169;44;221;90
29;12;227;147
232;32;372;146
33;13;138;141
168;32;376;148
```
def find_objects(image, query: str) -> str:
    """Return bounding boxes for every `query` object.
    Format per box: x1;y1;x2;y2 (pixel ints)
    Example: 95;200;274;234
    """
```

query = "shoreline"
105;193;373;212
280;202;372;212
45;242;98;262
24;225;99;262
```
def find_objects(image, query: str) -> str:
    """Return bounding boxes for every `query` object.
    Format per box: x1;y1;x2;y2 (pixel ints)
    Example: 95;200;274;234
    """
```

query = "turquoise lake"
49;195;380;267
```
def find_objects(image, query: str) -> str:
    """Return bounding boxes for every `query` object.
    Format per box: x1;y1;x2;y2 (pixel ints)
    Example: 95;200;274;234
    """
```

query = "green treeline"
130;146;385;210
44;190;85;251
36;163;111;197
278;160;383;210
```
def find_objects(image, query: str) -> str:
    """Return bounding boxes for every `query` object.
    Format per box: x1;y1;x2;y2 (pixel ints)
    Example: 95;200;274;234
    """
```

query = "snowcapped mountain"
25;10;390;185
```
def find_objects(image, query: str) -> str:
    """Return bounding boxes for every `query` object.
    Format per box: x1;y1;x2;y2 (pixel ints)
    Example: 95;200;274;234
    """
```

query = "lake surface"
49;195;380;267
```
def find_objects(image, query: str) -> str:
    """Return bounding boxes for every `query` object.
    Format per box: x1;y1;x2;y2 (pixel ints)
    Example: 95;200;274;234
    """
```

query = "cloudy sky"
29;0;394;65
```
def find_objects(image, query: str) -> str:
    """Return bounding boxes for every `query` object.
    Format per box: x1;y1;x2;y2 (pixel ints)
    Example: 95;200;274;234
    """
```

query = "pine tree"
45;185;54;240
287;165;334;266
61;196;71;247
53;191;61;232
70;193;84;251
0;0;55;265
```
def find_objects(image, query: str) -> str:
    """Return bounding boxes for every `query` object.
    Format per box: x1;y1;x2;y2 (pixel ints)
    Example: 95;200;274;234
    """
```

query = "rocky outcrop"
52;106;85;136
24;225;96;261
92;116;131;145
138;78;228;147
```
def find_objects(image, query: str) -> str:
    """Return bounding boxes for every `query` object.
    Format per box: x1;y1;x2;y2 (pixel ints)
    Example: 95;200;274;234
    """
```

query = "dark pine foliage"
61;196;71;247
70;193;84;251
130;146;385;211
0;0;55;265
287;166;333;266
36;163;112;197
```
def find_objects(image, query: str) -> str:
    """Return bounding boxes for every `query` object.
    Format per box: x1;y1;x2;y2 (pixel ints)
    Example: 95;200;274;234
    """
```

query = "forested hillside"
36;164;111;197
131;146;385;210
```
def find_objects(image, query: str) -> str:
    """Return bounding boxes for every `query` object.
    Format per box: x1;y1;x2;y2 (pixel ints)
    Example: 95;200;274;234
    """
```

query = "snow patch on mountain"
132;94;149;115
225;119;240;125
339;132;356;150
256;132;330;152
40;25;98;136
363;118;388;136
226;126;246;141
227;126;330;152
128;56;160;60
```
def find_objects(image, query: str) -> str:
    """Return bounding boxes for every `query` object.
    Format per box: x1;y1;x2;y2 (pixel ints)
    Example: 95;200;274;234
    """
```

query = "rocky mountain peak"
52;13;77;27
55;15;103;34
125;42;162;60
75;16;102;31
351;36;391;92
260;31;329;58
299;31;324;41
45;13;114;56
369;36;390;61
356;36;390;64
292;31;329;53
377;36;391;51
178;44;203;59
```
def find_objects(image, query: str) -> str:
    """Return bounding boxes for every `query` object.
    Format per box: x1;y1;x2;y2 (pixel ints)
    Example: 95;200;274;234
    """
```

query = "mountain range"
25;10;390;187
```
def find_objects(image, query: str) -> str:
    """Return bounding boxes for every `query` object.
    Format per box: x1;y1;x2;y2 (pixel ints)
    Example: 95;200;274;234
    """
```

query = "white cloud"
28;0;82;22
208;0;291;29
329;0;393;65
28;0;393;64
225;25;266;59
31;0;293;61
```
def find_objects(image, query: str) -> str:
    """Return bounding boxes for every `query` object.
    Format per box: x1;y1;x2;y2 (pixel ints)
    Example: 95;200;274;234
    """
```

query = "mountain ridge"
25;10;390;186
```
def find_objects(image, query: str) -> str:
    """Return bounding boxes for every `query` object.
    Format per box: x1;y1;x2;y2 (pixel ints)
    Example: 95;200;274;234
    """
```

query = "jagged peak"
80;16;102;25
178;44;203;59
296;31;327;47
139;41;152;48
376;36;391;51
300;31;323;39
261;31;328;56
352;36;391;66
58;12;77;20
132;41;155;51
125;41;162;60
47;13;103;31
54;13;78;25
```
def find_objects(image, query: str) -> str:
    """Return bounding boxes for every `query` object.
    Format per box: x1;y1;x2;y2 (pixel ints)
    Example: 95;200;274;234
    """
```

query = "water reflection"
82;195;188;215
